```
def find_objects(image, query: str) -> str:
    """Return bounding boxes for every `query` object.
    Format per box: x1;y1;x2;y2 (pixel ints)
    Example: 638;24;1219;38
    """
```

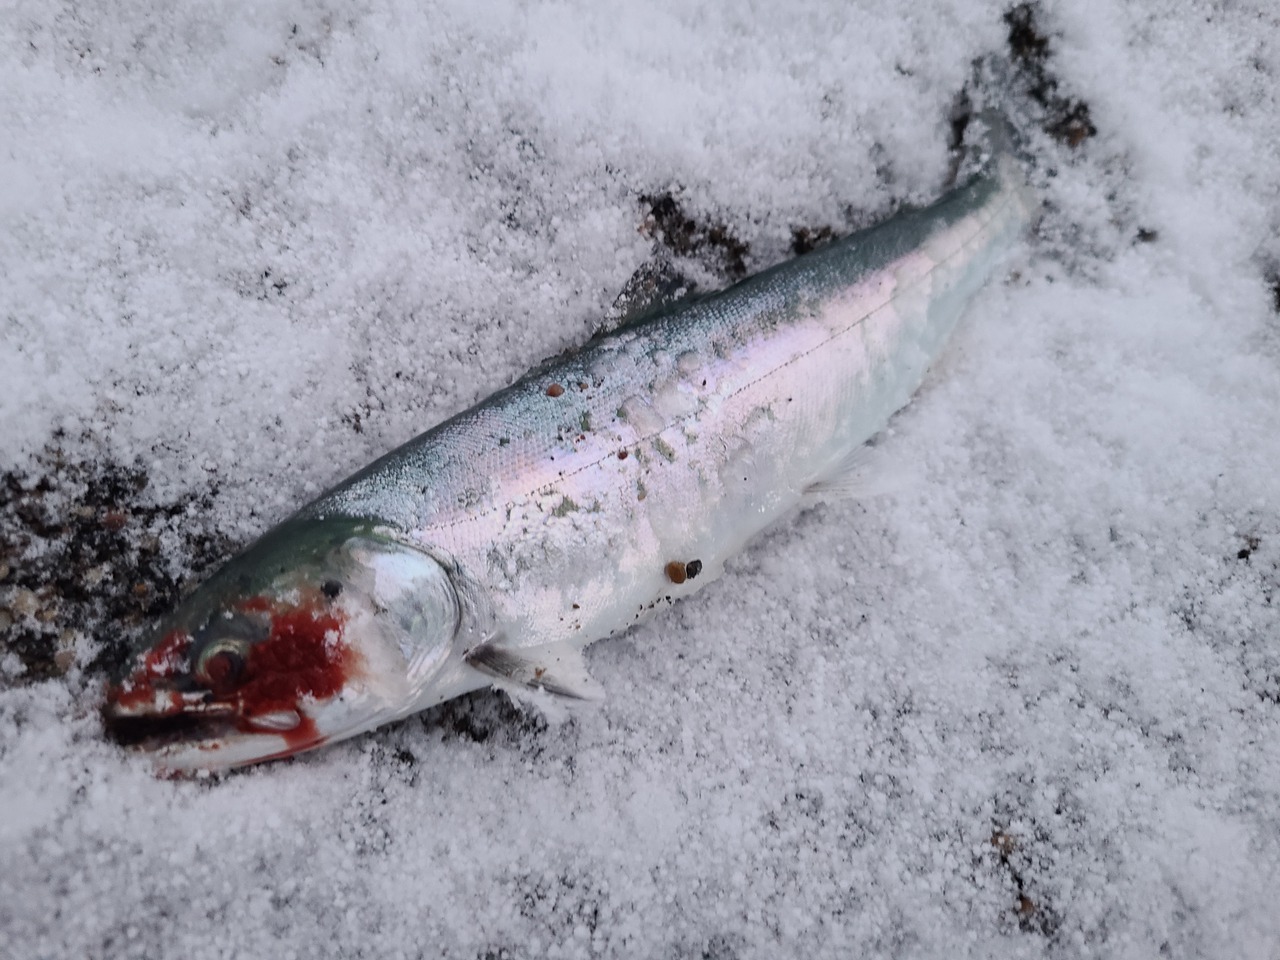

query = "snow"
3;0;1280;957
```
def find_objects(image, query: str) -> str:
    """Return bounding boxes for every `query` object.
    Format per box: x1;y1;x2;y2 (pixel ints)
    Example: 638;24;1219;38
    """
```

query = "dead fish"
103;154;1035;771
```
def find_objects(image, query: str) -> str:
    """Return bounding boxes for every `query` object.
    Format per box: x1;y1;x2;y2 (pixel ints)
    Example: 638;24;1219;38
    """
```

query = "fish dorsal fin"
601;257;702;333
464;638;604;701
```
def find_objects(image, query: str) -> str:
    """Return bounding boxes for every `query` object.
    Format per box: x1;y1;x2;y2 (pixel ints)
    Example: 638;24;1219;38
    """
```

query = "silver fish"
103;157;1035;771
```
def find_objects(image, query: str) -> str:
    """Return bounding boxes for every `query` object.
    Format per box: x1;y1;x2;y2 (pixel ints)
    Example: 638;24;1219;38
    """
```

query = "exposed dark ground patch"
0;445;232;687
1003;3;1097;149
639;192;751;282
420;686;551;753
789;224;837;257
985;826;1063;939
471;867;616;960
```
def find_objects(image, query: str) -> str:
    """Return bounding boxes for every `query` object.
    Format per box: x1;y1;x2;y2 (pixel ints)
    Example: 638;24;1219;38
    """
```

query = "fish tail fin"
952;101;1041;234
946;72;1036;188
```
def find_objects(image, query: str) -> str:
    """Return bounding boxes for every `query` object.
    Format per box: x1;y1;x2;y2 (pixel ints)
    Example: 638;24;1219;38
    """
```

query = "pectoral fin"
464;639;604;701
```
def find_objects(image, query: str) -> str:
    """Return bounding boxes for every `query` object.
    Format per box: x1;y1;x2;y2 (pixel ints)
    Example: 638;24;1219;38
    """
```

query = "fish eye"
321;579;343;599
195;637;250;691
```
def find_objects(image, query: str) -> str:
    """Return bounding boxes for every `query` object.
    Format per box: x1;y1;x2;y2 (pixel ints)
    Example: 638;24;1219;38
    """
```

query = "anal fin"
805;445;888;499
464;639;604;701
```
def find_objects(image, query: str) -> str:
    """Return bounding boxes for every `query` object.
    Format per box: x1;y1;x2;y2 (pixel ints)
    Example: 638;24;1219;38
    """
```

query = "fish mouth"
101;680;258;745
102;691;240;749
101;682;316;768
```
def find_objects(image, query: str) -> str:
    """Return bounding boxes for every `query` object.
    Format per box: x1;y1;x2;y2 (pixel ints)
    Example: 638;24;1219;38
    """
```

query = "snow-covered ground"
3;1;1280;956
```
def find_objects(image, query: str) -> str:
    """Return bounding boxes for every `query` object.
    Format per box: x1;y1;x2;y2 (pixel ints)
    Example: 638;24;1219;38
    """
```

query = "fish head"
103;518;472;771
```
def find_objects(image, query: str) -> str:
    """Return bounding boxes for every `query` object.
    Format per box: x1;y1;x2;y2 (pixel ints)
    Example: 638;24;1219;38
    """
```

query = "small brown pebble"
665;561;687;584
990;832;1016;858
10;589;38;617
0;561;10;581
618;449;629;460
55;631;78;672
571;603;580;610
546;383;565;398
133;582;150;597
577;382;589;391
101;510;128;531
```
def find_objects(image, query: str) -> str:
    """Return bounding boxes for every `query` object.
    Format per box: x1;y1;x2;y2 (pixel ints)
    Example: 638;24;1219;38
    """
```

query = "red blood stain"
145;629;192;677
108;596;359;757
107;682;182;715
226;598;358;750
107;629;193;713
260;714;323;757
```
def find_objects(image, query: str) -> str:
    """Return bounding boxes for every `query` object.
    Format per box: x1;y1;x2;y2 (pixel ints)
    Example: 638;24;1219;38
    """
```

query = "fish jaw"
101;614;363;771
102;519;484;772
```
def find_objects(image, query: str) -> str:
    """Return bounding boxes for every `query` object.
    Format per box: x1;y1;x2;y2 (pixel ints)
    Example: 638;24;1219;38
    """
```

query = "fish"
102;153;1036;771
